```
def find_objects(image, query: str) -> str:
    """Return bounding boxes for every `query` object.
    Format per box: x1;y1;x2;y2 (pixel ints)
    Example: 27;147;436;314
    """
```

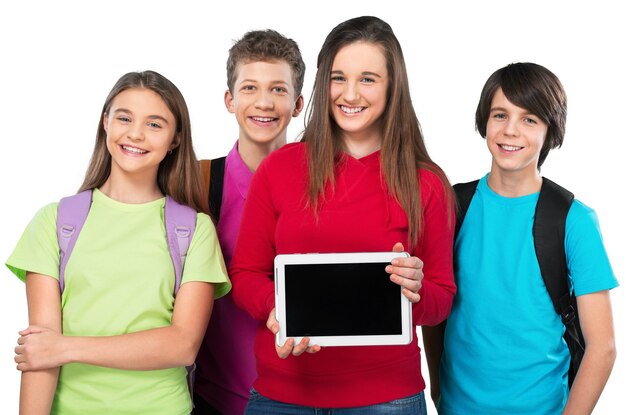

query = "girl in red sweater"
230;15;456;414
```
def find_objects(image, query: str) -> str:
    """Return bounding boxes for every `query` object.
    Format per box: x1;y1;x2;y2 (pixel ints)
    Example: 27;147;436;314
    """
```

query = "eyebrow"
113;108;170;124
331;70;383;78
490;106;536;117
239;79;290;86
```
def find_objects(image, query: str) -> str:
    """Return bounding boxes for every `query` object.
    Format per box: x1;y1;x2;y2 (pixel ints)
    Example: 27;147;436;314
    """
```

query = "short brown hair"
226;29;305;97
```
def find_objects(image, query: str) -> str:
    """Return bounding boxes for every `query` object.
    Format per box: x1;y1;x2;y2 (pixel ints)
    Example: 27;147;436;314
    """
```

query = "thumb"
392;242;404;253
19;326;44;336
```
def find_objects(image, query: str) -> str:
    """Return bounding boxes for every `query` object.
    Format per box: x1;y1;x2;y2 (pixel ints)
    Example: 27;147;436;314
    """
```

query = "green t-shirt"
7;189;231;415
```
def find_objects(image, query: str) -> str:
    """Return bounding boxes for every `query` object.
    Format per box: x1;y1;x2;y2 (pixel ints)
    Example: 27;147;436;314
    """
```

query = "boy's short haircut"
475;62;567;168
226;29;305;97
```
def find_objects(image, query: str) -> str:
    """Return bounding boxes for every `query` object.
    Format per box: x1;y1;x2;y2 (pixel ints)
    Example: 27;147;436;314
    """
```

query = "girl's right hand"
267;308;321;359
15;326;66;371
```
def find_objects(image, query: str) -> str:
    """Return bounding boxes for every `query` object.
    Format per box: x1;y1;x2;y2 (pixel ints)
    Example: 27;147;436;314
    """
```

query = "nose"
343;81;360;103
255;90;274;110
504;119;520;137
127;124;145;141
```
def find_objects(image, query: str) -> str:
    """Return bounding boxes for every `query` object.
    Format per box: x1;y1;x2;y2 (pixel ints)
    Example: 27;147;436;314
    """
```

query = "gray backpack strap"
164;196;197;296
57;190;93;293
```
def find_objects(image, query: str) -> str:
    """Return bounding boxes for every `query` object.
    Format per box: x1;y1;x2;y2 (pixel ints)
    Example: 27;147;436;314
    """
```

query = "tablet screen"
284;262;402;337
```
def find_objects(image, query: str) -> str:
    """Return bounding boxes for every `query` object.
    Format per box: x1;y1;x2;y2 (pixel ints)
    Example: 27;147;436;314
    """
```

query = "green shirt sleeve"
181;212;231;299
6;203;60;283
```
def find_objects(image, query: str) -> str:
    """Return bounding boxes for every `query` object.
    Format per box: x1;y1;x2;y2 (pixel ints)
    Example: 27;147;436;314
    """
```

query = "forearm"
19;369;59;415
231;271;275;321
64;324;201;370
562;341;616;415
413;278;455;326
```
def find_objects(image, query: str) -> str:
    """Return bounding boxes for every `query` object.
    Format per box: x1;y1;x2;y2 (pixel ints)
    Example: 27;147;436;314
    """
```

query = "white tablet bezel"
274;251;413;347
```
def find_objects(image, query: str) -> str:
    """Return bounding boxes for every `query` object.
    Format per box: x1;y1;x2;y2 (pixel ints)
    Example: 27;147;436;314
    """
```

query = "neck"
342;135;381;159
99;171;163;204
238;136;286;172
487;166;542;197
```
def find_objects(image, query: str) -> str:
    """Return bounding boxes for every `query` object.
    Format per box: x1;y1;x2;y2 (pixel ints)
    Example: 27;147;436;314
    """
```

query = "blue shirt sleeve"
566;200;618;296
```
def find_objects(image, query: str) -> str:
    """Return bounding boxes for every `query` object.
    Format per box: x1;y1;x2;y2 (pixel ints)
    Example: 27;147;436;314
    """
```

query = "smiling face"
486;88;548;180
329;41;389;156
225;60;303;149
103;87;176;182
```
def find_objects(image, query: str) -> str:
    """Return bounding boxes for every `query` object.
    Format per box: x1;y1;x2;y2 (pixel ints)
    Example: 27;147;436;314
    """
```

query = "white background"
1;1;623;413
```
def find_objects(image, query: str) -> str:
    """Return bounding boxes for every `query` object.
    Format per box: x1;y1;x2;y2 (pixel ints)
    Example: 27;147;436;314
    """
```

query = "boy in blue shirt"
424;62;618;415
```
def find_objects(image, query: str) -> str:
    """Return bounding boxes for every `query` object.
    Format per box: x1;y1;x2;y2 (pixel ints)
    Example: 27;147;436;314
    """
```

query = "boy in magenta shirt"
193;29;305;415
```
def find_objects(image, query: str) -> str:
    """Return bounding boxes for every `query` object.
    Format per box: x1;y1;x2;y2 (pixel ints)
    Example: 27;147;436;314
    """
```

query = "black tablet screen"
284;262;402;337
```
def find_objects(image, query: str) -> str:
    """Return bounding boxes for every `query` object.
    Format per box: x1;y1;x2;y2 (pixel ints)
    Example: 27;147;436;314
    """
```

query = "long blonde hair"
302;16;452;246
79;71;208;214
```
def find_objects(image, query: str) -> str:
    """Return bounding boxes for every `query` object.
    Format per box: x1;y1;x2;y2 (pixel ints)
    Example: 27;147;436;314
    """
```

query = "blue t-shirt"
439;175;618;415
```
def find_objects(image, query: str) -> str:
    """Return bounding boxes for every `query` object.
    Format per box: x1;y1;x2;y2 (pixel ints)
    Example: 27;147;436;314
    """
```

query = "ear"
224;89;235;113
169;134;180;151
102;113;109;134
292;95;304;117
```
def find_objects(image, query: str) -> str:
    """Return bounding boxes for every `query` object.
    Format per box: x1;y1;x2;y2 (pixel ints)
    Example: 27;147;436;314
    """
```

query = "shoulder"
265;142;305;164
418;165;450;198
33;202;60;227
257;142;307;177
566;199;601;232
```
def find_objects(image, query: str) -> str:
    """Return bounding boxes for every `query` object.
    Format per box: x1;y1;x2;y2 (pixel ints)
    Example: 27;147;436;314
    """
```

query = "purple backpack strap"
57;190;93;293
164;196;197;296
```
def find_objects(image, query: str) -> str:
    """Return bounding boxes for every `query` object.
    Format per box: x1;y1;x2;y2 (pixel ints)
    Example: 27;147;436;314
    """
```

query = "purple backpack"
56;189;198;393
56;189;196;295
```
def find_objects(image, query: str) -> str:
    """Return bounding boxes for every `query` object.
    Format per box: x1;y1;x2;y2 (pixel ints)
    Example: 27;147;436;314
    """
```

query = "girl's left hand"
387;242;424;303
15;326;65;371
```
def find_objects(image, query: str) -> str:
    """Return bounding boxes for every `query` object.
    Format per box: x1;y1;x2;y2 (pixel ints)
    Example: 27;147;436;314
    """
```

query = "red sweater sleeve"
411;170;456;326
229;158;276;321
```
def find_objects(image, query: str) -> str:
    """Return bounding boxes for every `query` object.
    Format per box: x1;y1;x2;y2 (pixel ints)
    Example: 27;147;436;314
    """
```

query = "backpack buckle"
562;305;576;324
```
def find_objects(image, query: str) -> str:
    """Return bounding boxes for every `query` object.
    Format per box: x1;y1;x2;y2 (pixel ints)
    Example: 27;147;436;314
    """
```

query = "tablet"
274;252;413;347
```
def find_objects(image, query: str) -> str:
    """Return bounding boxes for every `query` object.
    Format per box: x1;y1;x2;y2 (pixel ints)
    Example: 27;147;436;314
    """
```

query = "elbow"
179;341;201;367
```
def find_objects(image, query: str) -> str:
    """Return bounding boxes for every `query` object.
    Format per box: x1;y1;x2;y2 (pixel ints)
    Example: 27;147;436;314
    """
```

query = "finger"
386;264;422;282
19;326;43;336
391;255;423;270
402;287;421;303
390;274;421;293
306;344;322;354
391;242;404;253
291;337;311;357
276;338;294;359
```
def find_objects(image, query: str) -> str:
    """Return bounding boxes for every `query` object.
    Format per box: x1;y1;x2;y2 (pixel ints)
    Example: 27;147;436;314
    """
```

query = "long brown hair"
301;16;452;246
79;70;208;214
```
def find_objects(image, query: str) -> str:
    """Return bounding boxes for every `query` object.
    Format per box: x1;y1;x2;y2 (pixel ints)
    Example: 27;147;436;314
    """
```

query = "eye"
493;113;506;120
524;117;538;125
361;77;375;84
147;121;162;129
241;85;256;92
272;86;288;94
117;116;131;123
330;75;346;82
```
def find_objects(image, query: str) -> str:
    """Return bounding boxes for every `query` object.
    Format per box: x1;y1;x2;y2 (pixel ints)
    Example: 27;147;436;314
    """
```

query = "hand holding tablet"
274;251;415;348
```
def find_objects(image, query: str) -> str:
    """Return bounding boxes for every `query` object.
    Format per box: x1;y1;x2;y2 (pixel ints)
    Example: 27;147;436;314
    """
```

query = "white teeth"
501;145;522;151
253;117;275;122
340;105;364;114
122;145;147;154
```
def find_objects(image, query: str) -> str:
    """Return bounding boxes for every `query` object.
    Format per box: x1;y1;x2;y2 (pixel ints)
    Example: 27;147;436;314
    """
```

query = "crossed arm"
15;272;214;413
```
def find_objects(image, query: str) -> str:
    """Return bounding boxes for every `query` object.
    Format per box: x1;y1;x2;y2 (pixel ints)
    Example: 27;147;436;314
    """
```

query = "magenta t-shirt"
194;141;258;415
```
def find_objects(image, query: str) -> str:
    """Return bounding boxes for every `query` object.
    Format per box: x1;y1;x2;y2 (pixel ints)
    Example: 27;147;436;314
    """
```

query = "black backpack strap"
533;177;584;386
453;180;480;239
209;156;226;223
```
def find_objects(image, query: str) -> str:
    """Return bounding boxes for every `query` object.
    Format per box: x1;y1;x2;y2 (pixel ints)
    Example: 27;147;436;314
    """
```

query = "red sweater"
230;142;455;408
